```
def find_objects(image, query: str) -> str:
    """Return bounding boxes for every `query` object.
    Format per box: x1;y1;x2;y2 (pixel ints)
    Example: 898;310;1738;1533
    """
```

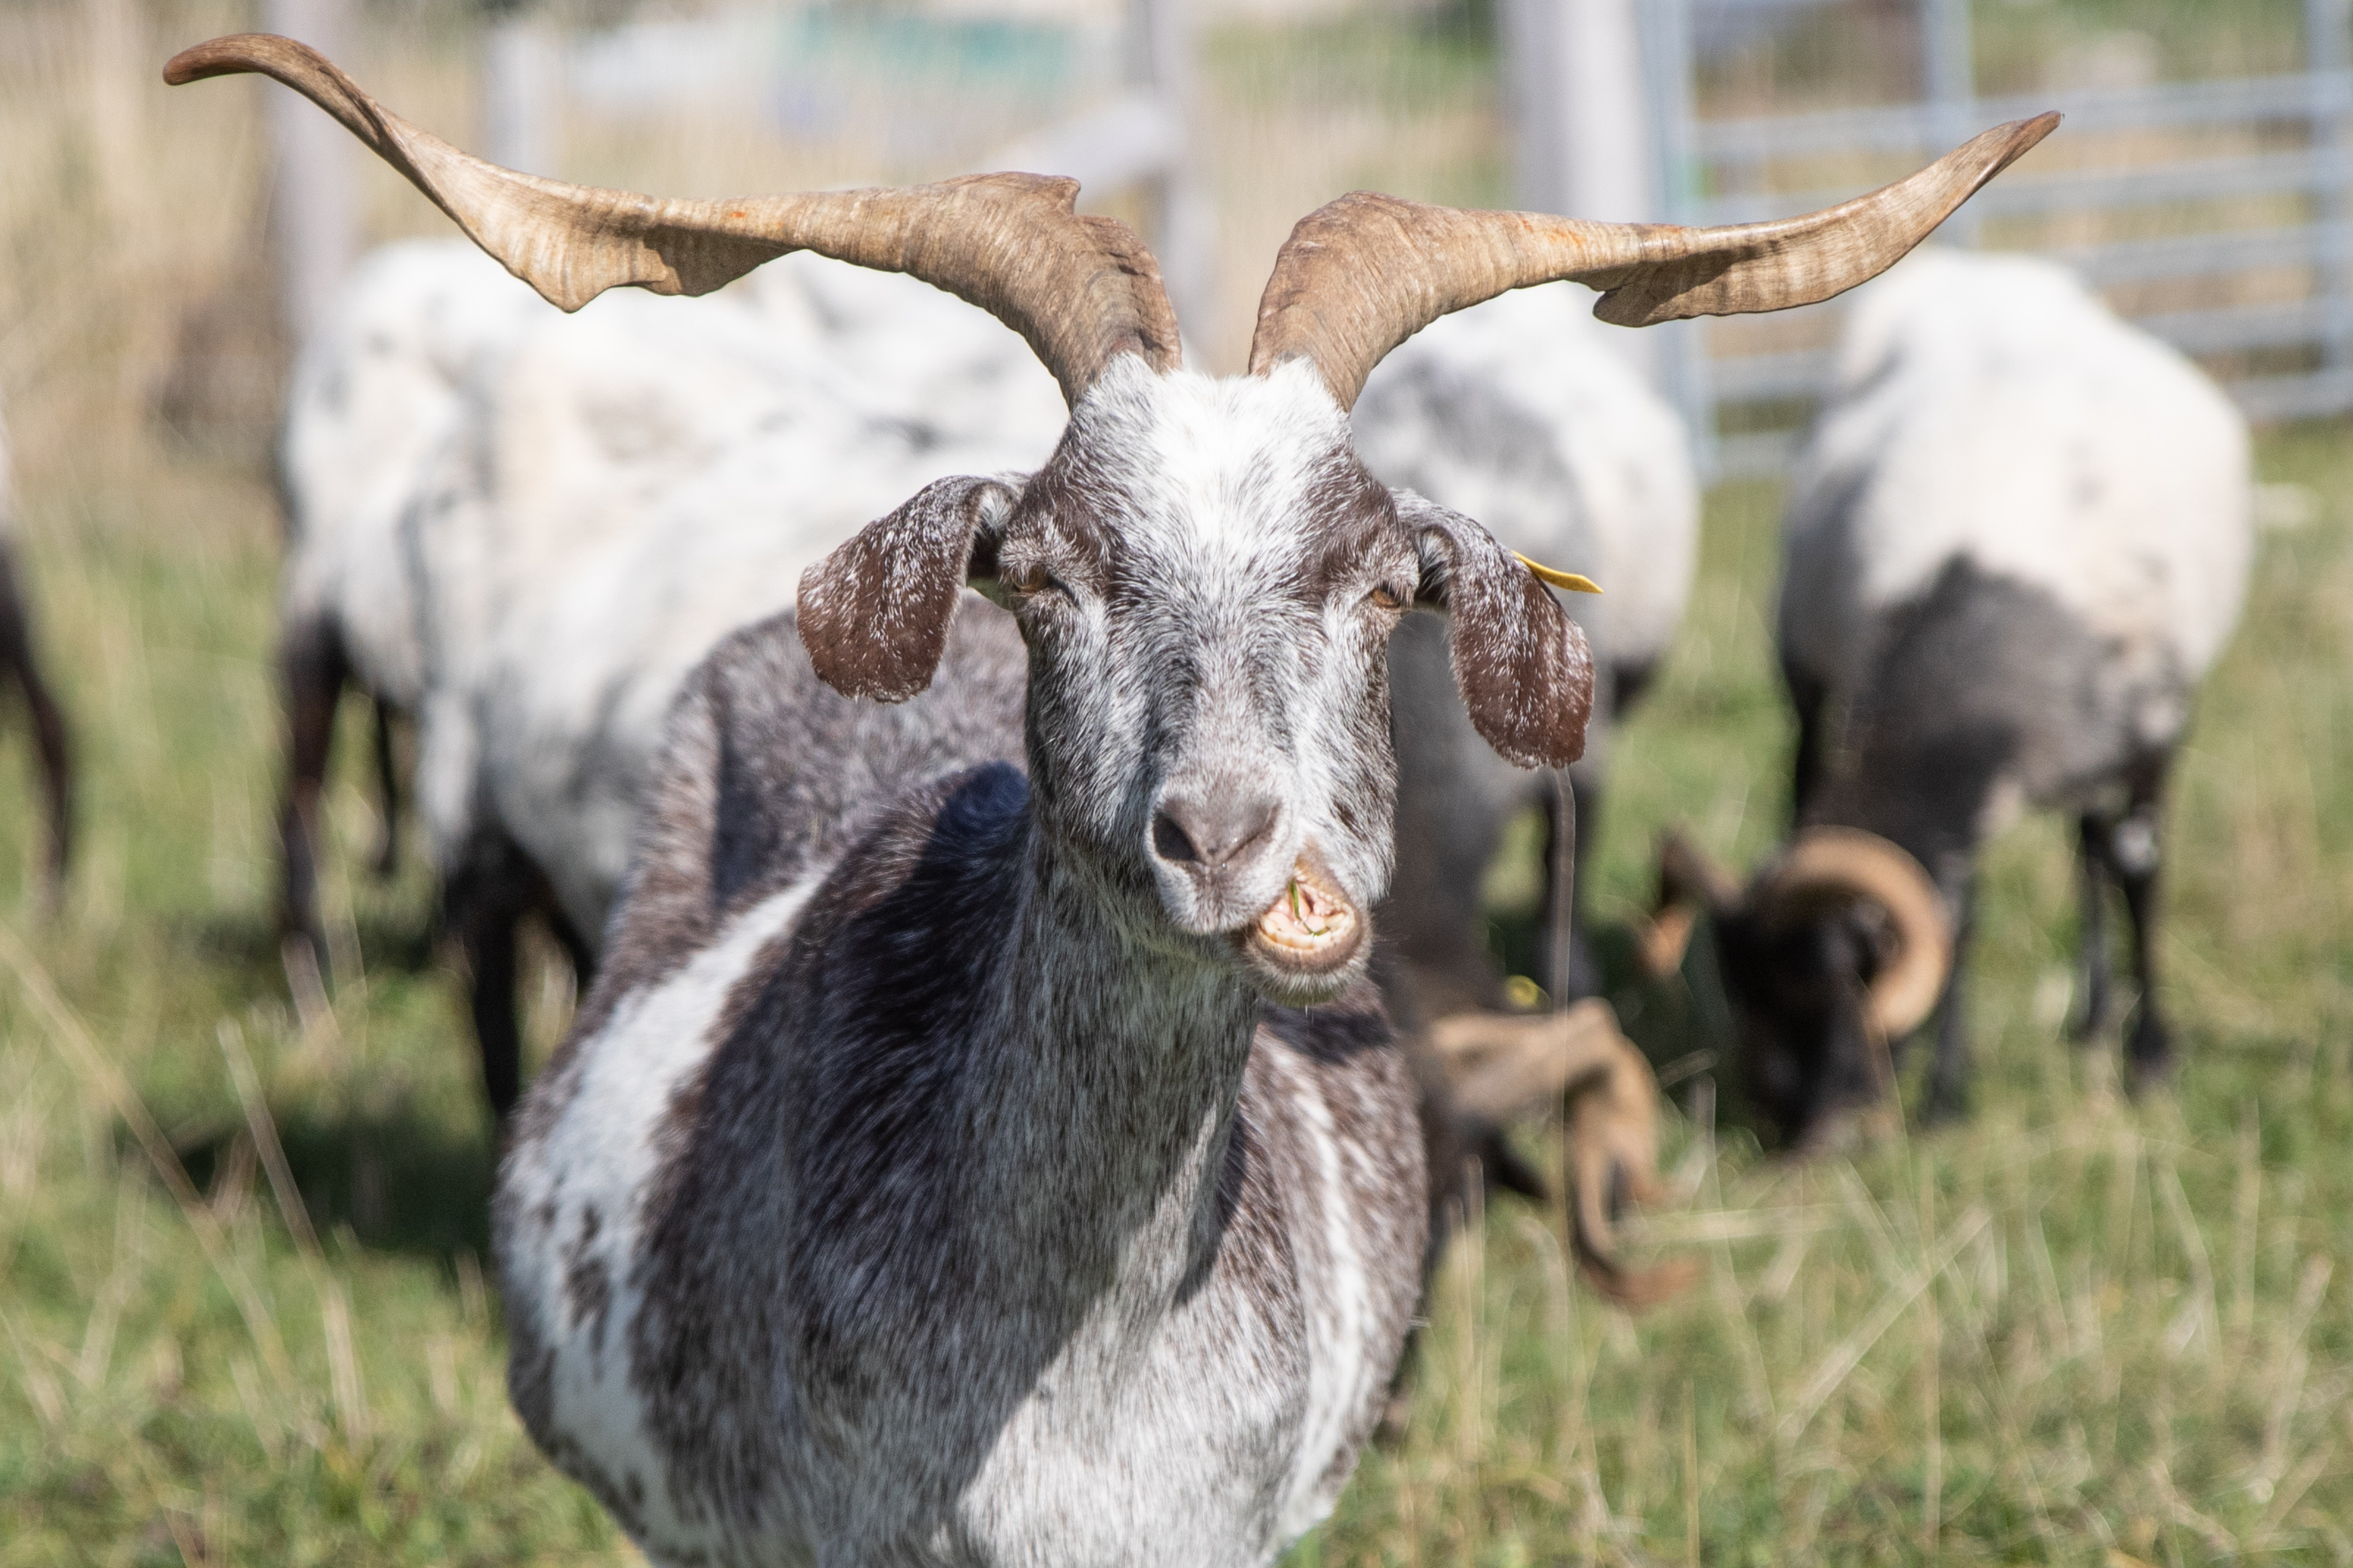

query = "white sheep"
1353;285;1698;1017
1651;247;2252;1146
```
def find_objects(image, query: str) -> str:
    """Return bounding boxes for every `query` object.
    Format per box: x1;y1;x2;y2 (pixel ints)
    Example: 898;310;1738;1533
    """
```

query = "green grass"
2;417;2348;1565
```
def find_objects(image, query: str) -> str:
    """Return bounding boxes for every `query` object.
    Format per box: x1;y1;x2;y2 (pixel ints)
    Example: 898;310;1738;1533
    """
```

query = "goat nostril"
1154;795;1280;870
1152;811;1201;864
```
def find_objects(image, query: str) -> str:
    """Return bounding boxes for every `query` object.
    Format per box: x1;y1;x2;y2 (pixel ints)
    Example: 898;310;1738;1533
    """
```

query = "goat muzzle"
1245;854;1363;979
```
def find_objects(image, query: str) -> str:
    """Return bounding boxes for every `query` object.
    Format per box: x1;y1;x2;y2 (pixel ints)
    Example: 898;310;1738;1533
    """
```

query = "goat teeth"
1257;876;1355;951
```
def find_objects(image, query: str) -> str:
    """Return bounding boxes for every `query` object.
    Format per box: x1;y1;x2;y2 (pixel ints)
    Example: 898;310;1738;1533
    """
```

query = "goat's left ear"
1398;490;1593;768
798;475;1019;702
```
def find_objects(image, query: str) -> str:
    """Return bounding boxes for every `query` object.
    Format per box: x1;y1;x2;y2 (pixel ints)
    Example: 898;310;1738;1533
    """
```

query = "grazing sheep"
0;414;72;901
173;32;2044;1561
1353;288;1698;1013
411;282;1063;1114
276;236;1063;1111
1646;249;2251;1149
274;237;544;974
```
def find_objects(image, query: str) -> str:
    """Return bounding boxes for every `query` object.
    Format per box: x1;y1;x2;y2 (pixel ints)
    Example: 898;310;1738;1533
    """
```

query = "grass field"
2;418;2346;1566
3;1;2351;1563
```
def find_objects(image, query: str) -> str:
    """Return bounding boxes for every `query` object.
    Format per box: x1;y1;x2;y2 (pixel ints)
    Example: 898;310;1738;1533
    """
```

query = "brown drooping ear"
797;476;1016;702
1396;491;1593;770
1636;829;1741;979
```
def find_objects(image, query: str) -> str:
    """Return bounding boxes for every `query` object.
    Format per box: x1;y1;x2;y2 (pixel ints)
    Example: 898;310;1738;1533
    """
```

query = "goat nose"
1153;793;1280;869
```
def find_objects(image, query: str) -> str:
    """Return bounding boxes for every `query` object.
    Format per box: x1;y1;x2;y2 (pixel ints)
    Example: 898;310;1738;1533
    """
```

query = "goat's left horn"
1248;112;2059;411
164;34;1181;407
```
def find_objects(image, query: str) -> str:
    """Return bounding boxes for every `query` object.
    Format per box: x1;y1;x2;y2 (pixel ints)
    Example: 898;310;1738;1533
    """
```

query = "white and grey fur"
274;243;1063;1112
1353;284;1698;1018
1755;248;2251;1136
494;354;1599;1565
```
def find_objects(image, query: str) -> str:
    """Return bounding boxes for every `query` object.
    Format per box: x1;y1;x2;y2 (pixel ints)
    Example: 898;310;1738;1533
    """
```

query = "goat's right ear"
1637;829;1741;979
797;476;1018;702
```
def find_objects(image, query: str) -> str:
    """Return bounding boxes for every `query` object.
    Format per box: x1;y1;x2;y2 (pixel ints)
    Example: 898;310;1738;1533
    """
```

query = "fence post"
262;0;357;347
1130;0;1214;356
1920;0;1979;245
1634;0;1713;472
2308;0;2353;383
483;3;560;177
1504;0;1659;382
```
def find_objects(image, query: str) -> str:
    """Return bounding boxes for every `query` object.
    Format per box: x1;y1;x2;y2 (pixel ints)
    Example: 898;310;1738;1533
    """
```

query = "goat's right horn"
1751;827;1952;1038
1249;112;2059;411
164;34;1181;407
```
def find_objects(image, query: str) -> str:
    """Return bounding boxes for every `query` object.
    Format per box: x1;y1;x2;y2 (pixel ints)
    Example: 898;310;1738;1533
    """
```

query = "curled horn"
1248;113;2060;411
1753;827;1952;1038
1636;828;1740;981
164;34;1181;407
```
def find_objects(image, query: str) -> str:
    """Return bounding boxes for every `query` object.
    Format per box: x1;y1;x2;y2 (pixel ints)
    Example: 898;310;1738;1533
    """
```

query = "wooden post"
262;0;357;346
1920;0;1979;245
1129;0;1213;357
1503;0;1652;224
1503;0;1663;384
483;4;559;177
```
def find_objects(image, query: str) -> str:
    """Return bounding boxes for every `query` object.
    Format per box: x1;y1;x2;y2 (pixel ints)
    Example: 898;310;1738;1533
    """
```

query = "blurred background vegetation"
0;0;2348;1563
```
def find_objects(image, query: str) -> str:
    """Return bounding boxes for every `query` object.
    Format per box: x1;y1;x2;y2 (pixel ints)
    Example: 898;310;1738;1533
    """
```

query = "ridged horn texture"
1752;827;1953;1038
163;34;1182;407
1248;112;2061;411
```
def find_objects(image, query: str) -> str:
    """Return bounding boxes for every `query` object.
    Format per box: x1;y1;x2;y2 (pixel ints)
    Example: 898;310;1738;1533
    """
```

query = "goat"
1645;249;2251;1150
1349;288;1699;1282
0;413;71;902
172;34;2048;1561
275;237;545;979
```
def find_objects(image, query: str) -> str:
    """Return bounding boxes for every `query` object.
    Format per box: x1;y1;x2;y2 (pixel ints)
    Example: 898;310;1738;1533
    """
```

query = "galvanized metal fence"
1637;0;2353;476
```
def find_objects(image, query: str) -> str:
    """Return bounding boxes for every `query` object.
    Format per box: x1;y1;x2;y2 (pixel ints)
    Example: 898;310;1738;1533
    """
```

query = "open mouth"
1246;856;1363;976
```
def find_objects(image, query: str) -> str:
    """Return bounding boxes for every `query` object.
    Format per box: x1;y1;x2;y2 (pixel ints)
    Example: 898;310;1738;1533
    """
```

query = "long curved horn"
1753;828;1952;1038
1248;113;2059;411
164;34;1181;406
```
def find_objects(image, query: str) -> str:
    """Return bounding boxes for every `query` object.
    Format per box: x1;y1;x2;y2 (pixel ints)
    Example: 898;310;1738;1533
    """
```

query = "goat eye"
1367;583;1406;611
1003;561;1049;595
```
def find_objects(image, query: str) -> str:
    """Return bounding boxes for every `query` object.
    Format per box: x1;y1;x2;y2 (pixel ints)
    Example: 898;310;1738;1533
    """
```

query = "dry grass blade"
1777;1206;1989;1445
0;923;295;1389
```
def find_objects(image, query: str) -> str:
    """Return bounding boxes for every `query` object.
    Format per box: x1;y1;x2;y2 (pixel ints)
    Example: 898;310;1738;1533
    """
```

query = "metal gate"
1638;0;2353;476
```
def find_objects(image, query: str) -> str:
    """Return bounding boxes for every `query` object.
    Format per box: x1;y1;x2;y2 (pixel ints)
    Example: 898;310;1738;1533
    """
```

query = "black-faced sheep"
1648;249;2251;1149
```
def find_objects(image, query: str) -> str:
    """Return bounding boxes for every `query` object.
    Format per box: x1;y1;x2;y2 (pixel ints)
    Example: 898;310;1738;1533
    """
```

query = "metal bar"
1919;0;1978;244
2135;296;2339;354
2231;366;2353;419
1640;0;1715;474
2050;223;2353;284
1709;349;1833;403
1695;149;2338;225
1692;71;2353;163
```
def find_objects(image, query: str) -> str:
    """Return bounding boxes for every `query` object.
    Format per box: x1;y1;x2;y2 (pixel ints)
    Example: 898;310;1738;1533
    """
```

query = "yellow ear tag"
1514;552;1603;594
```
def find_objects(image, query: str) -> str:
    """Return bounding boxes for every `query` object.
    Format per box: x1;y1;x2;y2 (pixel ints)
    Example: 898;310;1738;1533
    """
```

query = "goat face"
800;356;1595;1007
1646;827;1950;1151
1711;902;1901;1150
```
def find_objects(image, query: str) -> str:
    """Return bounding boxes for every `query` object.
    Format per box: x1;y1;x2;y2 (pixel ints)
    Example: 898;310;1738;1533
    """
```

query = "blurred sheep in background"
277;239;1064;1114
1646;247;2253;1150
0;412;73;905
